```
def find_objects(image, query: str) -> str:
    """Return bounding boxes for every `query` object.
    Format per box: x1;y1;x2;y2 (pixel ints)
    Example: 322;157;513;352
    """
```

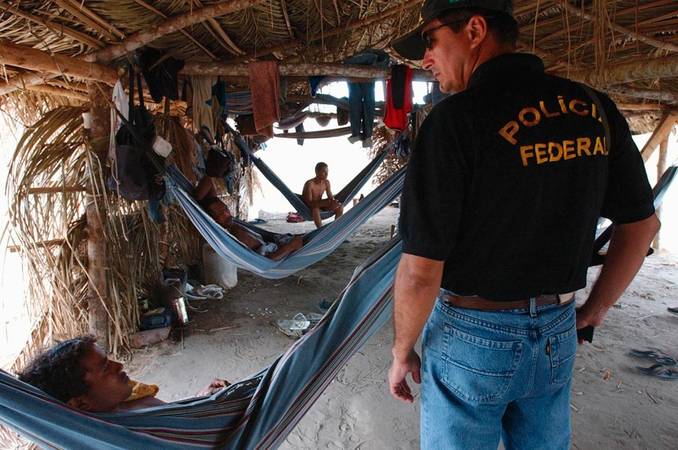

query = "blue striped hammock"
0;238;402;450
166;164;405;279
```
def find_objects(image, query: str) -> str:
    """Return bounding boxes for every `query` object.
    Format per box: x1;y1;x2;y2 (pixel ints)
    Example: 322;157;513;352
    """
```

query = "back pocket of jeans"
442;324;523;404
547;326;577;385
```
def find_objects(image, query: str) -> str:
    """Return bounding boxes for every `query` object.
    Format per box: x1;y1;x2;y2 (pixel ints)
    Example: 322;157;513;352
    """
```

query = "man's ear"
67;396;92;411
466;15;489;49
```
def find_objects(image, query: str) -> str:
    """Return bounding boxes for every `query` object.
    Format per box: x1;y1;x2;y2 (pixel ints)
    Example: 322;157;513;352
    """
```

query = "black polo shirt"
399;53;655;301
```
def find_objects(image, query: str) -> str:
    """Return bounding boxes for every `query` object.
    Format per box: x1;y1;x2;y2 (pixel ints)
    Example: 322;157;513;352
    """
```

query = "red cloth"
384;66;413;131
248;61;280;138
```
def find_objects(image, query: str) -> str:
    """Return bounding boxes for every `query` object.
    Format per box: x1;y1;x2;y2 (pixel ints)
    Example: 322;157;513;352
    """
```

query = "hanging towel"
191;76;217;136
384;65;413;131
248;61;280;138
108;79;129;162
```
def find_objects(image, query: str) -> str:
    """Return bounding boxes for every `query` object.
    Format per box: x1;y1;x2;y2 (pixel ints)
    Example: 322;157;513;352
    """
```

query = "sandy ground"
127;207;678;450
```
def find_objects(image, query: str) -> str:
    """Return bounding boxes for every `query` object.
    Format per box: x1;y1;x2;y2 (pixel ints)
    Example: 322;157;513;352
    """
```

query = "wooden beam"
640;113;678;162
8;239;65;253
559;0;678;53
568;56;678;86
182;62;432;80
27;185;86;194
0;40;117;84
616;103;671;112
0;1;103;48
25;84;89;101
607;87;678;104
92;0;264;63
0;72;57;96
274;126;351;139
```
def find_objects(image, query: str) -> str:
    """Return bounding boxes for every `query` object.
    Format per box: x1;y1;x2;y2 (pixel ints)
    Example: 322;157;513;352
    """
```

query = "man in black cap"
387;1;660;448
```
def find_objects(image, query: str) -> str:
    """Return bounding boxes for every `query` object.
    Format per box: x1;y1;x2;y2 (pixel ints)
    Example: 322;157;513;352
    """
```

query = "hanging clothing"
348;82;375;141
191;76;217;136
384;65;413;131
138;48;184;103
108;80;129;162
248;61;281;138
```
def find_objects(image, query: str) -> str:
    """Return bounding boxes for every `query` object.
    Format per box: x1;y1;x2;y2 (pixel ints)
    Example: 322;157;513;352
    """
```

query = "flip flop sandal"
637;364;678;380
667;307;678;314
274;313;311;339
629;349;677;366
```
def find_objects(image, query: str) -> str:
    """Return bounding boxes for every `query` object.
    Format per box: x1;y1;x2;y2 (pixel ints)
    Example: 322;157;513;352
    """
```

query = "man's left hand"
388;349;421;403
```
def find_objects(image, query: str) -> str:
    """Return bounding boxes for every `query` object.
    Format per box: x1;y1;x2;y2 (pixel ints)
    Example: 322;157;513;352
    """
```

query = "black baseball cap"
392;0;514;60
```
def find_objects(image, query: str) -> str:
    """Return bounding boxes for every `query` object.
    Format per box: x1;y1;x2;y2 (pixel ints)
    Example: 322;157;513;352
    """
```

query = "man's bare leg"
334;205;344;220
312;207;323;228
268;236;304;260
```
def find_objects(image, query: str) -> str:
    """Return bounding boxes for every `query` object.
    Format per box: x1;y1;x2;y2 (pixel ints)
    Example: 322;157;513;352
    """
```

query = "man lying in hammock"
18;335;228;413
195;174;303;260
302;162;344;228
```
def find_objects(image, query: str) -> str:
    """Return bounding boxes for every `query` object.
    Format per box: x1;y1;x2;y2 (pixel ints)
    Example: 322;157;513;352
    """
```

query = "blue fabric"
166;164;405;278
348;82;375;141
421;295;576;450
0;239;403;449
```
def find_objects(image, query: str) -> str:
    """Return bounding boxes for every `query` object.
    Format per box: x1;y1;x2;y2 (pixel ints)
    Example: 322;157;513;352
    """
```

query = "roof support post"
640;113;678;162
652;134;670;250
85;82;111;350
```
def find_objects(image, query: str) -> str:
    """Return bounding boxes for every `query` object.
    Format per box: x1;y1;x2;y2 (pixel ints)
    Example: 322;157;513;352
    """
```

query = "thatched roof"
0;0;677;129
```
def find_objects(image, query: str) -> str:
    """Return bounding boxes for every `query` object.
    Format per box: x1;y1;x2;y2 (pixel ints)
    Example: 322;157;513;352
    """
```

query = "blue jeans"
348;82;375;140
421;293;577;450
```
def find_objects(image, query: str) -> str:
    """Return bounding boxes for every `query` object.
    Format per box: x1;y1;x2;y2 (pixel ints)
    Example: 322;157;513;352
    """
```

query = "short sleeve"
599;96;655;224
399;107;467;260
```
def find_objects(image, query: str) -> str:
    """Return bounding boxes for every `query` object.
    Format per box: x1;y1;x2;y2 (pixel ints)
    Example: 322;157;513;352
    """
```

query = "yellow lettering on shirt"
557;96;568;114
539;101;561;118
548;142;563;162
569;99;589;116
520;145;534;167
534;143;548;164
593;136;607;155
563;140;576;160
576;137;591;156
519;107;541;127
499;120;520;145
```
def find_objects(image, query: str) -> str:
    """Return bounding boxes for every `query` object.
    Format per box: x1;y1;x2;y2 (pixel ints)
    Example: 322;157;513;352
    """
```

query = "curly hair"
18;335;97;402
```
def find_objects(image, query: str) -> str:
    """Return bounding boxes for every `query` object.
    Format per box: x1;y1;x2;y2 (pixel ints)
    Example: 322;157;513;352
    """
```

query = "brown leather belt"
441;292;575;311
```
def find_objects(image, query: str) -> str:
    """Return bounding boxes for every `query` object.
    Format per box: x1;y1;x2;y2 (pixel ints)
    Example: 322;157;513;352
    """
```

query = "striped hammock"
0;239;402;450
166;164;405;279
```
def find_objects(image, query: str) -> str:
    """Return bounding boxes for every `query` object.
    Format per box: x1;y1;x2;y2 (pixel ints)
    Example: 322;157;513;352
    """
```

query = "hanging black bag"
108;65;163;200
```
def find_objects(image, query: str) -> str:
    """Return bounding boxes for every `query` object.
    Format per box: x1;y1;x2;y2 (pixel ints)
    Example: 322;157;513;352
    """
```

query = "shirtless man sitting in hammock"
19;336;228;412
302;162;344;228
195;173;303;261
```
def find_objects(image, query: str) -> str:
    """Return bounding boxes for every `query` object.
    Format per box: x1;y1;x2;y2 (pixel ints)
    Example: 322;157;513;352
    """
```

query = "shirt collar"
468;53;545;89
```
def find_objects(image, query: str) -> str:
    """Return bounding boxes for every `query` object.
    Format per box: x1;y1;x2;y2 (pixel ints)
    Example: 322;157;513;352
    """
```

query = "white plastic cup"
82;112;92;129
152;135;173;158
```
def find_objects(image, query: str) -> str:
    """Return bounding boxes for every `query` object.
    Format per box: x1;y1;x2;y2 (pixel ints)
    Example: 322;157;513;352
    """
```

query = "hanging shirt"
384;65;413;131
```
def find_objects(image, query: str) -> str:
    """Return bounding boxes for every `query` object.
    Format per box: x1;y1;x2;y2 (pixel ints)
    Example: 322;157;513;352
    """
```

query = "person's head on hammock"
17;336;133;412
199;196;233;228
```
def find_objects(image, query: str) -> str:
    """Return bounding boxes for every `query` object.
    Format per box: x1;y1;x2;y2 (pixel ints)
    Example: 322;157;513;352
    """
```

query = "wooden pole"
652;133;670;250
181;62;432;80
85;82;111;350
640;113;678;162
567;56;678;86
0;40;118;84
